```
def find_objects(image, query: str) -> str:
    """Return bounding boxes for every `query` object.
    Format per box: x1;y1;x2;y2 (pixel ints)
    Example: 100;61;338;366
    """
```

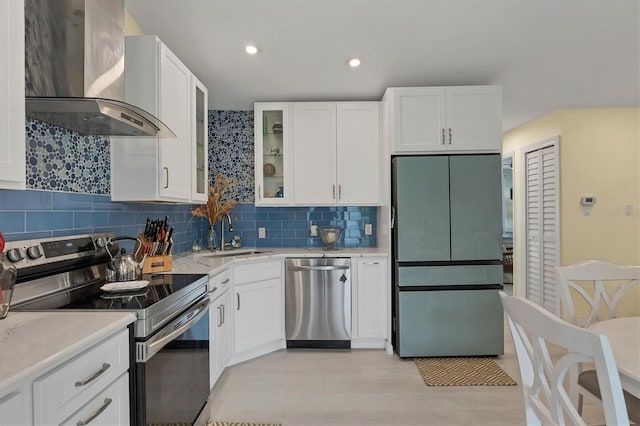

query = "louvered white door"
525;142;559;314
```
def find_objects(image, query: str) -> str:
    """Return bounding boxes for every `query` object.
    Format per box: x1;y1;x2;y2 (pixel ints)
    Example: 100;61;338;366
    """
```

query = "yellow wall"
504;108;640;315
124;9;144;36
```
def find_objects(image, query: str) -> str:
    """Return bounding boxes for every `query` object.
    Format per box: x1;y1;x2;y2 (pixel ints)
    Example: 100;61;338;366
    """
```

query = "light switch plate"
310;225;318;236
364;223;373;235
625;204;634;216
258;227;266;238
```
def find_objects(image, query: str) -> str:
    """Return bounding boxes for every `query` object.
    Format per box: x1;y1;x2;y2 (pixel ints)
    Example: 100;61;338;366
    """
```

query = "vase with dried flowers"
192;173;238;249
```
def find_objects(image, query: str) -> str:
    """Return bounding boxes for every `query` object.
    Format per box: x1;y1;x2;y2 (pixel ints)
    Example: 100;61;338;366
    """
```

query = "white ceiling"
125;0;640;131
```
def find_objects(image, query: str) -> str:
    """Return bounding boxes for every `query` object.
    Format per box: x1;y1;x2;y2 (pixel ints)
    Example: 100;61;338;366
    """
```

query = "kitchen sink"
198;249;270;258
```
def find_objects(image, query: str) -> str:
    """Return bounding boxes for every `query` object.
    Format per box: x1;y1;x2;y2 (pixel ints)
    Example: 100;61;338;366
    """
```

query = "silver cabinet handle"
338;184;342;199
221;278;230;284
441;128;445;145
77;398;112;426
217;305;223;327
75;363;111;387
391;206;396;229
363;262;380;265
0;391;18;404
163;167;169;188
448;128;452;144
258;184;261;200
236;292;240;310
332;184;336;199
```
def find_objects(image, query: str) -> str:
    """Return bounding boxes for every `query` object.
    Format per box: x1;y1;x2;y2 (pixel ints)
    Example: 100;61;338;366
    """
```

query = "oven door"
134;295;211;425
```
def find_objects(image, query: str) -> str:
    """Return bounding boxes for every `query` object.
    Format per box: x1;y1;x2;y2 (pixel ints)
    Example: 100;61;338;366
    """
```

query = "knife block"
141;254;173;274
137;233;173;273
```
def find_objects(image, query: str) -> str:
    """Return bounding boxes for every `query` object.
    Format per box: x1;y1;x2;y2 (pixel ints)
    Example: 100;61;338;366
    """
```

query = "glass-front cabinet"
255;103;290;205
191;75;208;202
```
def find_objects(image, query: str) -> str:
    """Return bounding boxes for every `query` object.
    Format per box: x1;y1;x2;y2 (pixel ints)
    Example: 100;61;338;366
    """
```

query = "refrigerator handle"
391;206;395;229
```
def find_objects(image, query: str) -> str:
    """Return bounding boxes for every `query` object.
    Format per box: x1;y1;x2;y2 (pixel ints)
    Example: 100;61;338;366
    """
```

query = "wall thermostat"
580;196;596;216
581;196;596;206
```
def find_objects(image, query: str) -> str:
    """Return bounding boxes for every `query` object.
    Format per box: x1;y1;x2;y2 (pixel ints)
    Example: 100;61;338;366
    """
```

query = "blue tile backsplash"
0;112;377;251
26;119;111;194
208;110;255;202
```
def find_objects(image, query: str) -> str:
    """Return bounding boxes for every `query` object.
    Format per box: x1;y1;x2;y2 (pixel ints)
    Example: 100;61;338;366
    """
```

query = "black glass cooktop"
14;273;208;312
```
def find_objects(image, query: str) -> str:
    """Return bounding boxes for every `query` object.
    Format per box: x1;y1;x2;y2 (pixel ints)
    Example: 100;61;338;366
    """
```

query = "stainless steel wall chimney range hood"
24;0;174;138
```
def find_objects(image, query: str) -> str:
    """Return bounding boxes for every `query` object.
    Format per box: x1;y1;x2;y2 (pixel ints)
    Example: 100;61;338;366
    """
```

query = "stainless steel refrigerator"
392;154;504;357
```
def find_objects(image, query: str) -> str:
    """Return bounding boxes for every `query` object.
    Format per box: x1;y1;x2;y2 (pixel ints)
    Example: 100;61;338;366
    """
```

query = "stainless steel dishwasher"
285;257;351;349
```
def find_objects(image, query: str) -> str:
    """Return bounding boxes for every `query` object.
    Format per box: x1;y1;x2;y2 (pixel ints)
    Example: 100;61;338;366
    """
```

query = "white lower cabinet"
210;287;232;389
231;260;284;364
205;255;389;367
33;328;130;425
0;385;29;426
1;326;131;426
352;257;389;348
61;373;129;426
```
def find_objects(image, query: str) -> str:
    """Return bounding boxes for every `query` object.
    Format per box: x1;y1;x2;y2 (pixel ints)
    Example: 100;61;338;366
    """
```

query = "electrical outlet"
258;227;266;239
625;204;634;216
310;225;318;236
364;223;373;235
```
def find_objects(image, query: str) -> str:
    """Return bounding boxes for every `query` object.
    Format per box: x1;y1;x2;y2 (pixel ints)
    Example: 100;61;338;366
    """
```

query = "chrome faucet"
220;214;234;251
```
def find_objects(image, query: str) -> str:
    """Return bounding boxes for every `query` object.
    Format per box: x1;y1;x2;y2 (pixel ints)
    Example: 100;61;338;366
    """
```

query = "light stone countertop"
172;247;389;276
0;311;136;394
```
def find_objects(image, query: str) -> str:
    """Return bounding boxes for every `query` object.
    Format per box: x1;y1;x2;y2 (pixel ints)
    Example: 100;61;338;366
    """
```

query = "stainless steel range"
4;233;211;425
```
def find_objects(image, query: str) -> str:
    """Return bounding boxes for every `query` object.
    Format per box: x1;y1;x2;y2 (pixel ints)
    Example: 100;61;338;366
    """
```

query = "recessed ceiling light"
348;58;361;67
245;45;258;55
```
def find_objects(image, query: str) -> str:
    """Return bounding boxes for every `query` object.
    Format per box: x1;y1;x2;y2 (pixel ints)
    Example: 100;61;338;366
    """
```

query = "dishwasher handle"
289;265;350;272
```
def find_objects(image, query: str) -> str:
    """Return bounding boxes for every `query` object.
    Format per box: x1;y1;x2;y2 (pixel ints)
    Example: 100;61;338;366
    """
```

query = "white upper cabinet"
0;0;25;189
289;102;381;206
336;103;381;205
254;103;292;205
292;103;337;205
111;36;207;203
385;86;502;153
191;75;209;202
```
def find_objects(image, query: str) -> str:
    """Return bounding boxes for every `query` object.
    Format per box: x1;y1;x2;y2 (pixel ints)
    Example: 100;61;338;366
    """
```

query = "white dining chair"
499;291;630;425
555;260;640;421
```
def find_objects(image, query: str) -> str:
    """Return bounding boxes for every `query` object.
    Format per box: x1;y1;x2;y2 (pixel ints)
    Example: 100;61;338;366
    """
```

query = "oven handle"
137;297;210;362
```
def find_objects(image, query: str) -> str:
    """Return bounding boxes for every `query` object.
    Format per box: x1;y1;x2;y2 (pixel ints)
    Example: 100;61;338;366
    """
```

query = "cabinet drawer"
62;373;129;426
209;267;232;292
234;260;281;284
33;329;130;425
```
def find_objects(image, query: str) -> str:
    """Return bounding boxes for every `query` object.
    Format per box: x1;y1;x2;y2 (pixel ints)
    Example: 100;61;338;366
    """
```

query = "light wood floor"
207;289;605;425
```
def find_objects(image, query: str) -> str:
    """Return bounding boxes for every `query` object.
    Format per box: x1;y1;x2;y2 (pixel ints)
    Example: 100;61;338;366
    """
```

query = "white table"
589;317;640;398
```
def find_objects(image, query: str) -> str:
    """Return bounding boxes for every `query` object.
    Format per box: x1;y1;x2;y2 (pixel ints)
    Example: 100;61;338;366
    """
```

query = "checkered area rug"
415;357;517;386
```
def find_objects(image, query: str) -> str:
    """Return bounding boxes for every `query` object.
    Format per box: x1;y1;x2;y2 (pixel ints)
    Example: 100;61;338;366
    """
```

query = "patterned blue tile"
208;111;254;203
25;119;111;194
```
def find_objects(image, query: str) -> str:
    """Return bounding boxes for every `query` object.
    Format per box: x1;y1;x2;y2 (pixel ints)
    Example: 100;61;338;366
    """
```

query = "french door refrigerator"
392;154;504;357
